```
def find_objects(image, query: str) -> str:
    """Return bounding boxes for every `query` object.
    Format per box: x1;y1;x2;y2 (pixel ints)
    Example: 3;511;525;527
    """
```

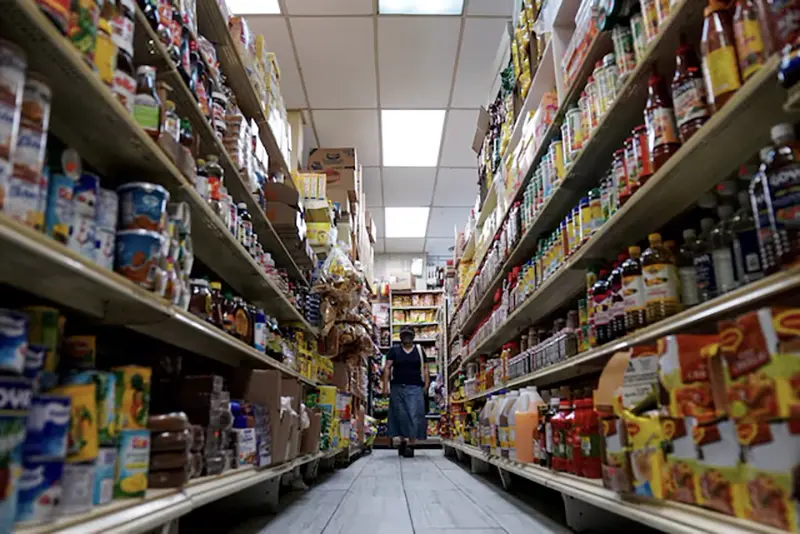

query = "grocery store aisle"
223;449;571;534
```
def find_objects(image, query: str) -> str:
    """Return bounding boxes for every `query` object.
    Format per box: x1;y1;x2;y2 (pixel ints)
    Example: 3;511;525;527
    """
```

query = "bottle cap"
718;204;734;219
628;245;641;256
771;123;795;143
683;228;697;240
237;202;247;209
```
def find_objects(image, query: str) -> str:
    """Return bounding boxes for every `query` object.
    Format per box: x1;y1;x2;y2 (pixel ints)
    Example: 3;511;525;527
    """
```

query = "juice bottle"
622;246;647;332
645;65;681;172
642;233;681;323
733;0;766;81
764;123;800;268
544;389;560;468
751;146;778;274
677;229;700;308
513;389;533;462
591;269;611;346
608;253;628;341
701;0;742;112
499;391;519;459
672;33;710;143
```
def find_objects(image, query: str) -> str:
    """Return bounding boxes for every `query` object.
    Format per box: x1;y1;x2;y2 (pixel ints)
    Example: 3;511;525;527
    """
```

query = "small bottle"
733;0;766;81
609;254;628;341
254;308;267;351
237;202;253;250
701;0;742;112
195;158;209;201
731;190;764;283
233;296;253;344
163;100;180;142
591;269;611;346
209;281;224;328
206;154;224;202
694;218;719;302
751;146;778;273
133;66;161;139
765;123;800;269
642;233;681;323
222;291;236;336
645;66;681;172
672;33;710;143
678;229;701;308
622;246;647;332
711;205;739;294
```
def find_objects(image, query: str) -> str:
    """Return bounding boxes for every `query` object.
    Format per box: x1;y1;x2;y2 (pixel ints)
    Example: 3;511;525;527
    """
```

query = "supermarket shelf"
134;11;313;278
393;322;439;326
460;53;795;366
391;289;445;294
0;0;314;327
0;215;319;387
391;306;441;310
442;440;783;534
17;452;329;534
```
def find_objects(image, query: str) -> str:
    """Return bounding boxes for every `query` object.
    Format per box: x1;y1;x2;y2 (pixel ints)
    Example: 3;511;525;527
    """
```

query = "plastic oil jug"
489;394;506;456
515;387;544;463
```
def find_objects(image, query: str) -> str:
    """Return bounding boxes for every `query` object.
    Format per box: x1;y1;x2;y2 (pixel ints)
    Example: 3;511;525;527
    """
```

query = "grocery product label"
734;18;765;81
646;106;679;150
673;78;709;129
621;353;659;406
703;46;742;98
6;176;42;229
642;0;659;41
93;447;116;505
58;462;94;516
54;383;98;463
767;165;800;260
24;394;71;459
768;1;800;47
693;252;717;298
111;12;134;56
115;429;150;498
16;458;63;524
733;229;763;283
643;263;679;304
622;274;645;311
678;267;700;307
112;70;135;115
133;97;159;134
712;247;737;294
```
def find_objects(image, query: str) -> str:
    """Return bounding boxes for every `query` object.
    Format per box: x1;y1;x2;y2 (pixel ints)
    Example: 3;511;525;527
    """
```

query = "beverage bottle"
677;229;701;307
544;390;560;468
711;205;739;294
751;146;778;273
237;202;253;252
672;33;710;143
732;0;767;81
591;269;611;346
642;233;681;323
701;0;742;112
731;190;765;283
764;123;800;269
622;246;647;332
609;254;628;341
693;218;719;302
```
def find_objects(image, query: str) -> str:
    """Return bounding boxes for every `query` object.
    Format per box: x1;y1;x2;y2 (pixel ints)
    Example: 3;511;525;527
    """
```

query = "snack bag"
623;409;668;499
694;419;747;518
662;416;700;505
658;335;724;424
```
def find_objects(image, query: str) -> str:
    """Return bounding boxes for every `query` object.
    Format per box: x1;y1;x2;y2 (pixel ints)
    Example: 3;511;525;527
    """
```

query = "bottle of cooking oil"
622;246;647;332
642;233;681;324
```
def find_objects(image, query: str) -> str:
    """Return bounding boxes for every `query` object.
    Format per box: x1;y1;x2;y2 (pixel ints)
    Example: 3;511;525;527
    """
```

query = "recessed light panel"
385;207;430;238
379;0;464;15
381;110;446;167
227;0;280;15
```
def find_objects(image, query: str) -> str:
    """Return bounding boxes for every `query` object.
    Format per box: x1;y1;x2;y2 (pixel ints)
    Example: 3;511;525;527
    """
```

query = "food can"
53;383;98;463
113;365;151;430
612;25;637;81
0;308;28;375
115;429;150;498
15;458;64;525
114;229;164;290
96;187;118;231
68;214;97;262
43;173;75;244
23;394;71;459
93;447;116;505
22;306;61;380
0;376;33;533
57;462;94;516
95;227;115;271
0;39;26;212
73;171;99;219
64;370;117;445
117;182;169;232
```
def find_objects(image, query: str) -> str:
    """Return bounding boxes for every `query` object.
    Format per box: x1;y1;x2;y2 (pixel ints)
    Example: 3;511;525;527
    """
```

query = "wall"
374;253;449;280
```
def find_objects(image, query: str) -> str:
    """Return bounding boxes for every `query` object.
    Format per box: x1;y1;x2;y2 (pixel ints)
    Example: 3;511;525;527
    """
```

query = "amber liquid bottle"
701;0;742;112
672;33;710;143
622;246;647;332
733;0;767;81
642;233;681;324
645;66;681;172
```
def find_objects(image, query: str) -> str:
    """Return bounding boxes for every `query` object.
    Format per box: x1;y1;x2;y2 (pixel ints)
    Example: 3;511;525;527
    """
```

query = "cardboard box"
264;183;302;209
301;409;322;455
332;362;349;390
281;378;303;414
265;202;303;230
308;147;358;169
307;148;360;203
390;273;414;291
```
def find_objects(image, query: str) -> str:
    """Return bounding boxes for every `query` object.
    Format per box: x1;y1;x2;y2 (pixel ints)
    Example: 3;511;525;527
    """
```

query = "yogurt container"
73;172;98;219
57;462;94;516
0;308;28;375
68;214;97;262
0;376;33;533
93;447;116;505
95;227;115;270
96;187;118;231
23;394;71;459
15;458;63;525
114;229;163;290
117;182;169;232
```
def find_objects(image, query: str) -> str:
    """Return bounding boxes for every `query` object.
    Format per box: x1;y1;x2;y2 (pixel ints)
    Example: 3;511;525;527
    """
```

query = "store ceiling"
245;0;514;255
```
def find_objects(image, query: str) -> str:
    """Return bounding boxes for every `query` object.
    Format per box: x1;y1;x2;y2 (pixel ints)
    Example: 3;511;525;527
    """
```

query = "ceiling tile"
284;0;373;15
245;17;306;109
369;207;385;238
425;237;454;256
385;238;425;253
466;0;515;16
433;168;478;207
427;206;469;238
303;121;317;148
374;238;385;254
451;18;508;108
381;168;436;207
363;167;382;207
291;17;377;108
378;17;460;108
312;110;380;166
439;109;479;167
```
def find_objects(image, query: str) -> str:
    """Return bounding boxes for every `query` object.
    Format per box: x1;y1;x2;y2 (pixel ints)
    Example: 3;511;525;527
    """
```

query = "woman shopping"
383;326;428;457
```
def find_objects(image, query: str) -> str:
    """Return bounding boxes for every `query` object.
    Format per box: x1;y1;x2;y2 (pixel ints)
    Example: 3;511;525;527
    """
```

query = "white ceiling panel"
427;206;469;237
385;238;426;253
246;16;306;109
451;18;508;108
378;17;460;108
439;109;479;167
381;167;436;206
374;238;385;254
363;167;382;207
433;168;478;206
425;237;454;256
466;0;515;16
284;0;373;15
369;208;385;238
312;110;381;166
291;17;377;108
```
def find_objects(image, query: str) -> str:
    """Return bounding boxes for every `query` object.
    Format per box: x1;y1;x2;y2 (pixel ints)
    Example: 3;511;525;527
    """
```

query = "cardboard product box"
264;183;302;209
332;362;349;391
265;202;303;231
390;273;415;291
308;147;358;170
281;378;303;414
301;409;322;455
308;222;334;247
326;184;352;214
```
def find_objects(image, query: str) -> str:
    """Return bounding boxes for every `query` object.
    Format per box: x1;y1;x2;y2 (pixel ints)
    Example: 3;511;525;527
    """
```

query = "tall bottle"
701;0;742;112
591;269;611;346
750;147;778;274
672;33;710;143
642;233;681;323
622;246;647;332
544;390;560;468
765;123;800;269
694;218;719;302
711;205;739;294
677;229;701;308
645;66;681;172
732;0;766;81
731;190;765;283
609;253;628;341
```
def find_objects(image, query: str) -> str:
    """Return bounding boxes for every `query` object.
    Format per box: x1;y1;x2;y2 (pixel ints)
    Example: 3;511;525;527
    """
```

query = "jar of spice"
672;33;710;143
701;0;742;112
588;188;603;234
644;66;681;172
601;53;620;112
591;61;607;118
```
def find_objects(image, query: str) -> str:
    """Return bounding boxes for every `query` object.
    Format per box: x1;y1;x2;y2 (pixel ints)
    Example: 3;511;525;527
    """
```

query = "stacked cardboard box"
263;182;315;268
307;148;362;216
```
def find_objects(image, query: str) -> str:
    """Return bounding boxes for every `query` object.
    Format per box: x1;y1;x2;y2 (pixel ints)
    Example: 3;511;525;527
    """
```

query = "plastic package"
151;429;192;452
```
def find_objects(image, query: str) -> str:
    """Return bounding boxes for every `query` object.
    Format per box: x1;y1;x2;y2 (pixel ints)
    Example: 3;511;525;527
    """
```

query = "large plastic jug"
508;389;529;461
515;387;544;463
499;391;519;458
489;394;505;456
479;397;494;453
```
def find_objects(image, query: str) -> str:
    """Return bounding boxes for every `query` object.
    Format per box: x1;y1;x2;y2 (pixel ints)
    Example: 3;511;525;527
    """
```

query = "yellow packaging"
115;429;150;498
623;409;668;499
307;222;333;246
662;417;700;505
693;419;747;518
54;383;99;463
113;366;151;430
319;386;337;407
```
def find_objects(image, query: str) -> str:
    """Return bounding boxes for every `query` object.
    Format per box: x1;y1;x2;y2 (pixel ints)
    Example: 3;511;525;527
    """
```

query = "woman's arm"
420;346;429;391
382;360;393;393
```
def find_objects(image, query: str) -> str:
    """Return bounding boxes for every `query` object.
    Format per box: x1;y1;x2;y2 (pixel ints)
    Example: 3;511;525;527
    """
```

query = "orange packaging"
718;307;800;423
658;335;725;423
693;419;747;518
663;416;700;505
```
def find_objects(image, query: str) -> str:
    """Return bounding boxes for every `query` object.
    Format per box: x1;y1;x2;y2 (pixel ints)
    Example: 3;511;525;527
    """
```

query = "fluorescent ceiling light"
385;207;430;238
382;110;446;167
226;0;280;15
379;0;464;15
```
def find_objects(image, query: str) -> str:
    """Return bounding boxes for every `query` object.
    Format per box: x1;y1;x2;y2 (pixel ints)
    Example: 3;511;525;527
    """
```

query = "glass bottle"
206;154;224;202
731;190;765;283
765;123;800;269
694;218;719;302
701;0;742;112
672;34;710;143
179;118;193;149
133;66;161;140
209;281;224;328
711;204;739;294
733;0;766;81
642;233;680;323
237;202;253;251
678;229;701;308
233;297;253;344
169;0;182;65
645;66;681;172
591;269;611;346
609;253;628;341
163;100;180;142
94;18;116;86
622;246;647;332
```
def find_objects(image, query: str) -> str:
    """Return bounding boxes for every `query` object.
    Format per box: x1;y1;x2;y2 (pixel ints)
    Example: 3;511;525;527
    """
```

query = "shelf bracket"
497;465;513;491
562;494;624;533
263;476;281;513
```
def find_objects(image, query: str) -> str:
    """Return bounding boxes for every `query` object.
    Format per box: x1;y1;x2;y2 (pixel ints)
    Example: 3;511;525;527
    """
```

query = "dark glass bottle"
622;246;647;332
591;269;611;346
672;33;709;143
645;66;681;172
608;254;627;341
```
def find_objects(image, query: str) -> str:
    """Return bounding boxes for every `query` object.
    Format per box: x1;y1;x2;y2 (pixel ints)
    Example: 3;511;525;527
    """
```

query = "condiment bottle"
622;246;647;332
733;0;766;81
701;0;742;112
633;124;654;184
233;296;253;344
209;281;224;328
641;0;660;43
760;0;800;52
765;123;800;268
609;253;628;341
163;100;180;142
642;232;680;323
645;66;681;172
206;154;224;202
222;291;236;335
237;202;253;251
180;118;193;149
591;269;611;346
677;229;701;308
694;218;719;301
672;34;710;143
613;149;631;206
134;65;161;139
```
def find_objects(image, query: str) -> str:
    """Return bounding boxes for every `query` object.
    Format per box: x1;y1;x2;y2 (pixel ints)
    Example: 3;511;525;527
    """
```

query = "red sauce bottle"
672;34;710;143
645;66;681;172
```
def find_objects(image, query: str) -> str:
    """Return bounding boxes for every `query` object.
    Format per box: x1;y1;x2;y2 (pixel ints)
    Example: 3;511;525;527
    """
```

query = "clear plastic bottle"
751;146;777;274
693;218;719;302
732;189;764;283
765;123;800;269
678;229;701;307
711;205;739;294
642;233;681;323
622;246;647;332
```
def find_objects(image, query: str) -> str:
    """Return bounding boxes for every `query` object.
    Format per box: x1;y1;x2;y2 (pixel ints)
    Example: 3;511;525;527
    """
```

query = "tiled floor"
224;449;572;534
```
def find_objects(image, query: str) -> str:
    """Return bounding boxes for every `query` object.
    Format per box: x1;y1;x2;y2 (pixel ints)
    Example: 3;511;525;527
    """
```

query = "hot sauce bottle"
645;66;681;172
733;0;767;81
672;34;710;143
701;0;742;112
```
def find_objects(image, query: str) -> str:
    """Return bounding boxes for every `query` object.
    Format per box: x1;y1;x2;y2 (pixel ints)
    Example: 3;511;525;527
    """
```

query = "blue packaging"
15;458;64;525
96;188;118;232
0;376;33;533
114;229;163;290
44;173;74;245
117;182;169;232
23;394;70;459
92;447;116;506
23;344;46;382
68;214;96;262
73;172;99;219
0;309;28;375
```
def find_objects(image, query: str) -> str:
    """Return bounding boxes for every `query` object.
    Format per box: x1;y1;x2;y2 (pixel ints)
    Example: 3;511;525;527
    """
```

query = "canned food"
114;229;164;290
117;182;169;231
23;393;71;459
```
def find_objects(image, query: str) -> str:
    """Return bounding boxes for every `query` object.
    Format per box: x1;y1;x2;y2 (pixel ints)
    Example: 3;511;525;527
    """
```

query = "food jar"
612;25;637;81
632;124;653;184
188;278;211;321
612;149;630;206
